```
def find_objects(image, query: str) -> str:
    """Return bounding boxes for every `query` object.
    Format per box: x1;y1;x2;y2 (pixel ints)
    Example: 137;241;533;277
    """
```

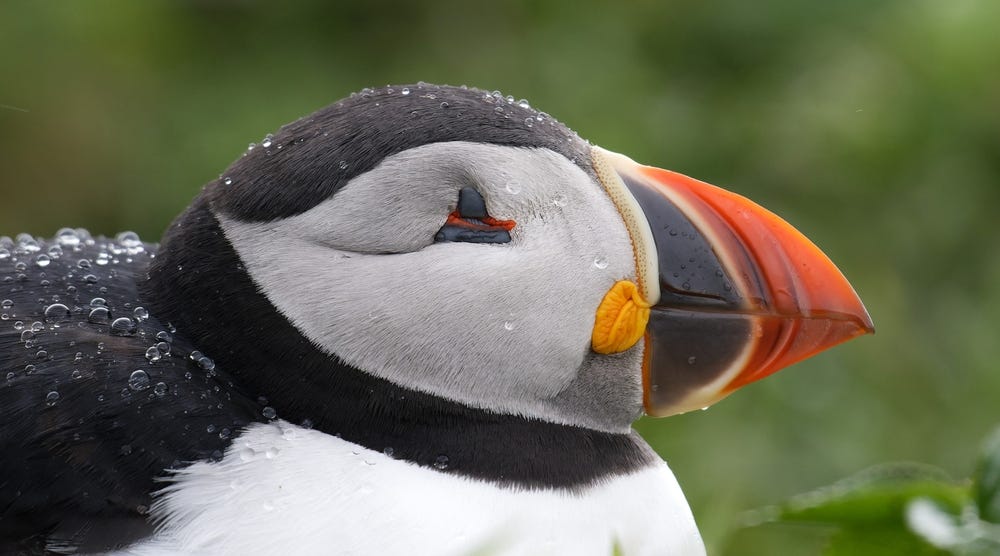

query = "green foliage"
974;427;1000;525
734;427;1000;555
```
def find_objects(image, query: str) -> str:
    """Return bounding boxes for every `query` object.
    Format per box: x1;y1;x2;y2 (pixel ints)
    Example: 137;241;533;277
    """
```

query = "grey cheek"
218;142;642;433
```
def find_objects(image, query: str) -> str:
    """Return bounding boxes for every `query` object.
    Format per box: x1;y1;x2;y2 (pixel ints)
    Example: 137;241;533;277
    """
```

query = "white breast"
113;422;705;556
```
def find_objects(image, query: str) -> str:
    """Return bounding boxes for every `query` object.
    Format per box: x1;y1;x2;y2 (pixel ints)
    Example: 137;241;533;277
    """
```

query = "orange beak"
592;147;874;417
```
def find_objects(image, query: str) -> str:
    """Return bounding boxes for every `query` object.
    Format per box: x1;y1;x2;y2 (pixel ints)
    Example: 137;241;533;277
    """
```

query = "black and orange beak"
591;147;874;417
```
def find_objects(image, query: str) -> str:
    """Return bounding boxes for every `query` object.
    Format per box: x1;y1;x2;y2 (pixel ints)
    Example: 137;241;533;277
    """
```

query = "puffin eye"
434;187;516;244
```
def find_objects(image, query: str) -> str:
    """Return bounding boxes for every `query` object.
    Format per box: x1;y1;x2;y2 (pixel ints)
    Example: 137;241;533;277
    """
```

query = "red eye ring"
434;188;516;244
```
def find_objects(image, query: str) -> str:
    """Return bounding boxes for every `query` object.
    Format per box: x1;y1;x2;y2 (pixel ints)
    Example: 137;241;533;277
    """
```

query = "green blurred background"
2;1;998;553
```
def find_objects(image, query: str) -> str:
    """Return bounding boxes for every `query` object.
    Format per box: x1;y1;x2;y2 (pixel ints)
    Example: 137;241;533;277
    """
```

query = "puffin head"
157;83;872;434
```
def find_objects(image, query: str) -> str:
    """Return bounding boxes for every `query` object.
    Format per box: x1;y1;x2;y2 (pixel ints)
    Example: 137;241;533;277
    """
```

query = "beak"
591;147;874;417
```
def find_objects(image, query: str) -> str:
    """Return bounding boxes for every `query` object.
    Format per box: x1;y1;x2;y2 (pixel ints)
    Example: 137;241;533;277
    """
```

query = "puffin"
0;83;873;555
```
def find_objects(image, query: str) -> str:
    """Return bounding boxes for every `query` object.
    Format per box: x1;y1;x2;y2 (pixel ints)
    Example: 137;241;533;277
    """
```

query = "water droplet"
5;372;13;381
13;321;23;330
110;317;136;336
155;331;172;343
593;257;609;270
95;253;110;266
31;321;43;332
517;99;530;109
44;303;71;323
56;228;81;247
494;106;505;114
552;194;567;207
153;382;168;396
197;356;215;372
155;341;171;354
83;274;98;284
265;447;280;459
687;356;697;365
261;134;274;148
338;160;348;170
239;448;256;462
262;406;277;420
505;181;521;194
45;391;59;406
120;444;133;456
503;321;515;331
128;370;150;391
16;235;41;253
14;262;26;272
440;101;449;109
71;369;82;380
383;446;395;457
47;245;63;258
223;177;233;185
88;307;111;324
434;455;450;470
145;346;162;362
523;117;534;128
723;282;732;292
35;350;48;360
0;248;9;260
0;299;11;309
206;424;216;434
35;255;50;267
116;231;142;248
133;306;149;321
401;87;410;95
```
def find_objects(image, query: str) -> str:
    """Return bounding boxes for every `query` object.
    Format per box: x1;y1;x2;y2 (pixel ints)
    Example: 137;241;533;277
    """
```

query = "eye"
434;187;516;244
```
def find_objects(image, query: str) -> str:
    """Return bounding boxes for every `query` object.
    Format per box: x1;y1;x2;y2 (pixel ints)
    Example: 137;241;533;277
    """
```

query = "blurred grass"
2;1;998;553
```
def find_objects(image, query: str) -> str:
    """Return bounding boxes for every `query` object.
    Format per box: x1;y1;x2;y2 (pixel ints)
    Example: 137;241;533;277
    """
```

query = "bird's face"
207;84;871;433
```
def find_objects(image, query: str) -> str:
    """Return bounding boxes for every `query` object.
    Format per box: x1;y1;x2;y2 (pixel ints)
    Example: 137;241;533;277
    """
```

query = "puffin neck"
140;195;657;489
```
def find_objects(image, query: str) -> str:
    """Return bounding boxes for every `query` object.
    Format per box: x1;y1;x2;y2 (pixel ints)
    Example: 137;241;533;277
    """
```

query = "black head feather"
210;83;592;221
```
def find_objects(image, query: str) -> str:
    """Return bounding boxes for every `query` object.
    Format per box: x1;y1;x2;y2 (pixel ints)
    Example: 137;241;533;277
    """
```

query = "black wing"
0;232;261;553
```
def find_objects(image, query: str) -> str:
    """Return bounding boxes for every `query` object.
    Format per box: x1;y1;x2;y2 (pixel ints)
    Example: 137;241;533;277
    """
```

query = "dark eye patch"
434;187;516;244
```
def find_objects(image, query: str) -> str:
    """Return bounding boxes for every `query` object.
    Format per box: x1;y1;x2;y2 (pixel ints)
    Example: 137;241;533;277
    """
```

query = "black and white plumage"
0;84;872;555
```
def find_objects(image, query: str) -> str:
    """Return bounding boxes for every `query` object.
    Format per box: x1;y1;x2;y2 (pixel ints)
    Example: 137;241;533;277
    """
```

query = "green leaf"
823;526;949;556
974;426;1000;524
764;463;968;527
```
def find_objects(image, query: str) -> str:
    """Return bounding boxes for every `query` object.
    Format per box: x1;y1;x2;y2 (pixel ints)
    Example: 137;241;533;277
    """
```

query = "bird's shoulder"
0;232;261;552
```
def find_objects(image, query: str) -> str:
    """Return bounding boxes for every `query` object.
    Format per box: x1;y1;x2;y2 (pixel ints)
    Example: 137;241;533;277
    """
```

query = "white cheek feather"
113;423;704;556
